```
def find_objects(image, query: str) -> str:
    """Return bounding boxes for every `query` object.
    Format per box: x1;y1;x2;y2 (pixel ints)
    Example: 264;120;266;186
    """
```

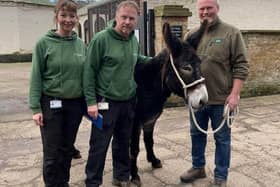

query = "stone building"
137;0;280;96
0;0;55;55
148;0;280;96
1;0;277;96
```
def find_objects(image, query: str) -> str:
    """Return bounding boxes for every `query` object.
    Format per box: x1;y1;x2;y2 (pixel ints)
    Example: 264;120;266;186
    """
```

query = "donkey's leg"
143;122;162;169
130;120;142;186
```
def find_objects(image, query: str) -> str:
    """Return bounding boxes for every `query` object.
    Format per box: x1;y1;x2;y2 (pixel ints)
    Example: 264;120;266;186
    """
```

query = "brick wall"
165;31;280;106
242;31;280;96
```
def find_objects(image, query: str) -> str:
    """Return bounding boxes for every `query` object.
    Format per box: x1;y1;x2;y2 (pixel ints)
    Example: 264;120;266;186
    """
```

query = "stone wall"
153;5;191;54
151;4;280;102
166;31;280;106
242;31;280;97
154;16;190;54
147;0;190;10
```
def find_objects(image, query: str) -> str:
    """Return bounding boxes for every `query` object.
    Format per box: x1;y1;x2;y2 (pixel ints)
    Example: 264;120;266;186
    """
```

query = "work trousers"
85;97;135;187
40;95;84;187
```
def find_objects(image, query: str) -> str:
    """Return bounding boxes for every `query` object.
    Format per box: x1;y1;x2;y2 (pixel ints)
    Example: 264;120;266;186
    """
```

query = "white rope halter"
169;54;205;99
169;54;239;134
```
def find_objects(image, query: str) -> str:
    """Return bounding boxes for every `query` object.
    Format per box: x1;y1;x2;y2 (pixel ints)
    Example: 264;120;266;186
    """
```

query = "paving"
0;63;280;187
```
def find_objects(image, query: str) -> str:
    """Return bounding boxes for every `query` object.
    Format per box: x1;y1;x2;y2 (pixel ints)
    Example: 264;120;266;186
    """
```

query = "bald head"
197;0;219;23
197;0;219;7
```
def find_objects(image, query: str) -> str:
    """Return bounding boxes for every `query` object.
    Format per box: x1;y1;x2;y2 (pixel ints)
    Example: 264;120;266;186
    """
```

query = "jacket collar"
206;17;221;32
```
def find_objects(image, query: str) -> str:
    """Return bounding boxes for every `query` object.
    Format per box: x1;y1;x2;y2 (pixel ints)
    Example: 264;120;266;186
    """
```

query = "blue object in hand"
84;113;103;130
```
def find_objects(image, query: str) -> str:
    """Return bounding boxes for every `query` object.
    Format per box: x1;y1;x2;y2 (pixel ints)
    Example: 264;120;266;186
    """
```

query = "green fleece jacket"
187;18;249;104
29;30;86;114
83;22;150;106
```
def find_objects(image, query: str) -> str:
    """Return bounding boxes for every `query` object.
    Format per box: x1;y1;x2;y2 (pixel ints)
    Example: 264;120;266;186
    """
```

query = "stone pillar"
154;5;192;54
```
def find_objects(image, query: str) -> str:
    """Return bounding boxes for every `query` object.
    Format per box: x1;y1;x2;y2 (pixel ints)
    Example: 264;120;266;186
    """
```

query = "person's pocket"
98;104;114;129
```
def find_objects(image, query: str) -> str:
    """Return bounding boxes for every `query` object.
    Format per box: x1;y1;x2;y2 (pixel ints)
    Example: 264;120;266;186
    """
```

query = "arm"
29;40;45;126
83;37;103;119
227;30;249;110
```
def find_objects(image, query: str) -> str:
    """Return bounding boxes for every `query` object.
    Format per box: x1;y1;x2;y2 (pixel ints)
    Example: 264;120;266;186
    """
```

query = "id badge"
50;100;62;109
98;102;109;110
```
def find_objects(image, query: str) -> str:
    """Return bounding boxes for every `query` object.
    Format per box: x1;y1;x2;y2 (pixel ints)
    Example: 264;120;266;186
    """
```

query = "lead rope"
169;54;239;134
189;103;239;134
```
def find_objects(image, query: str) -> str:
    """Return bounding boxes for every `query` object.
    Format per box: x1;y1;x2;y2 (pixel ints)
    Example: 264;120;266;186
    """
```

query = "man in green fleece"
83;1;150;187
180;0;249;187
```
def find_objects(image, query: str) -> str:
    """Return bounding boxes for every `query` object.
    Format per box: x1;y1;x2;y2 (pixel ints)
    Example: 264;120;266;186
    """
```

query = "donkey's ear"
162;22;182;57
187;19;208;50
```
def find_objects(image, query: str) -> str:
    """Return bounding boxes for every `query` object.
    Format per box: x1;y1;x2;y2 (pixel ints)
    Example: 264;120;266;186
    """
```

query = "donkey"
130;20;208;186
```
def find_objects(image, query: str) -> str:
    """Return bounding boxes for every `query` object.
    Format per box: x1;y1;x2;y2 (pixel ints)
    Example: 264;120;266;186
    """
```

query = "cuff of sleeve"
86;99;97;106
232;75;247;81
31;108;42;114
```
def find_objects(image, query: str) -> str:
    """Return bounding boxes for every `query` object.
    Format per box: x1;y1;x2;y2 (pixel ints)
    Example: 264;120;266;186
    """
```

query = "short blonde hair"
116;0;139;14
197;0;219;8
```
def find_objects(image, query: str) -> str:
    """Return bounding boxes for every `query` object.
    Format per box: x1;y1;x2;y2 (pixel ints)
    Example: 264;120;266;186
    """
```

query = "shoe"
209;179;227;187
131;174;141;187
72;149;82;159
180;167;206;183
112;179;130;187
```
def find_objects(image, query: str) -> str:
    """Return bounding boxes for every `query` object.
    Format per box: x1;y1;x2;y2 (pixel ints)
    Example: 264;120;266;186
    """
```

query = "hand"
88;105;98;119
32;113;43;126
226;94;240;111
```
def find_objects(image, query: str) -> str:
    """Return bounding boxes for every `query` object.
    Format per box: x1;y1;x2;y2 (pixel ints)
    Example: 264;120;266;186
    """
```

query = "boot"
112;179;130;187
209;178;227;187
130;174;141;187
180;167;206;183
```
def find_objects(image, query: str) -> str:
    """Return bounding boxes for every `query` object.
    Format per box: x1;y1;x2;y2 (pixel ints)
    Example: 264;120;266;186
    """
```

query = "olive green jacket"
186;18;249;104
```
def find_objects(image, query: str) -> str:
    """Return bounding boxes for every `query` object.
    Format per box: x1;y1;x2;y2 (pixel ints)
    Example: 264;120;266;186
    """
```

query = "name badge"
50;100;62;109
98;102;109;110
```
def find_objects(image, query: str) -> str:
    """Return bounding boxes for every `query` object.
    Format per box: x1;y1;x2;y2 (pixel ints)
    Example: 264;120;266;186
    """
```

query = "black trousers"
85;97;135;187
40;95;85;187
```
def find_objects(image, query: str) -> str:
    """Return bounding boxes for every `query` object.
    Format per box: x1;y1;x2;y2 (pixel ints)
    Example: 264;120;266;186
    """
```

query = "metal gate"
87;0;155;56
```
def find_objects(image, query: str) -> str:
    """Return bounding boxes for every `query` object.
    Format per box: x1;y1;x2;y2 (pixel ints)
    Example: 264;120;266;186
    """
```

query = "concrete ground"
0;63;280;187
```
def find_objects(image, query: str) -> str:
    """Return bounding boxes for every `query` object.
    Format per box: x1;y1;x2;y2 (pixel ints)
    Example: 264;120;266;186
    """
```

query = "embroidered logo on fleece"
214;38;223;43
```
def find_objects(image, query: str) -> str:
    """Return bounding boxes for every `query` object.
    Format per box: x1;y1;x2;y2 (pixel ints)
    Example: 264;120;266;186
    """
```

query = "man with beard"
181;0;249;186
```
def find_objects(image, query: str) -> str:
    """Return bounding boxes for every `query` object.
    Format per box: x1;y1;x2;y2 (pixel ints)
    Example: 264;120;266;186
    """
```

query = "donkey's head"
162;22;208;110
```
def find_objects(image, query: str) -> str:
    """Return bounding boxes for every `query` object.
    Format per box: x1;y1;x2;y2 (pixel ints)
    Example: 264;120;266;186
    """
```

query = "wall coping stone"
154;5;192;17
241;30;280;34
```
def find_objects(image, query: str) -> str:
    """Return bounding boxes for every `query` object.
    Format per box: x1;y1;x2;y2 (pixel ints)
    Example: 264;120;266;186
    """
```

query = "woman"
29;0;86;186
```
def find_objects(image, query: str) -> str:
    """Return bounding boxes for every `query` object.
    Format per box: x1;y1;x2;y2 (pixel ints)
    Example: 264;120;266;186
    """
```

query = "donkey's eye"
182;65;192;72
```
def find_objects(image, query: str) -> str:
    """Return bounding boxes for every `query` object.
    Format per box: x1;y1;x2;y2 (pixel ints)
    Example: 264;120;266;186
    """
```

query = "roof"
0;0;55;6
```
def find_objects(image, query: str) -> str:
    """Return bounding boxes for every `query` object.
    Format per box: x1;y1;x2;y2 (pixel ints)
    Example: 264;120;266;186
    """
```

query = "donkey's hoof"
149;158;162;169
131;175;141;187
